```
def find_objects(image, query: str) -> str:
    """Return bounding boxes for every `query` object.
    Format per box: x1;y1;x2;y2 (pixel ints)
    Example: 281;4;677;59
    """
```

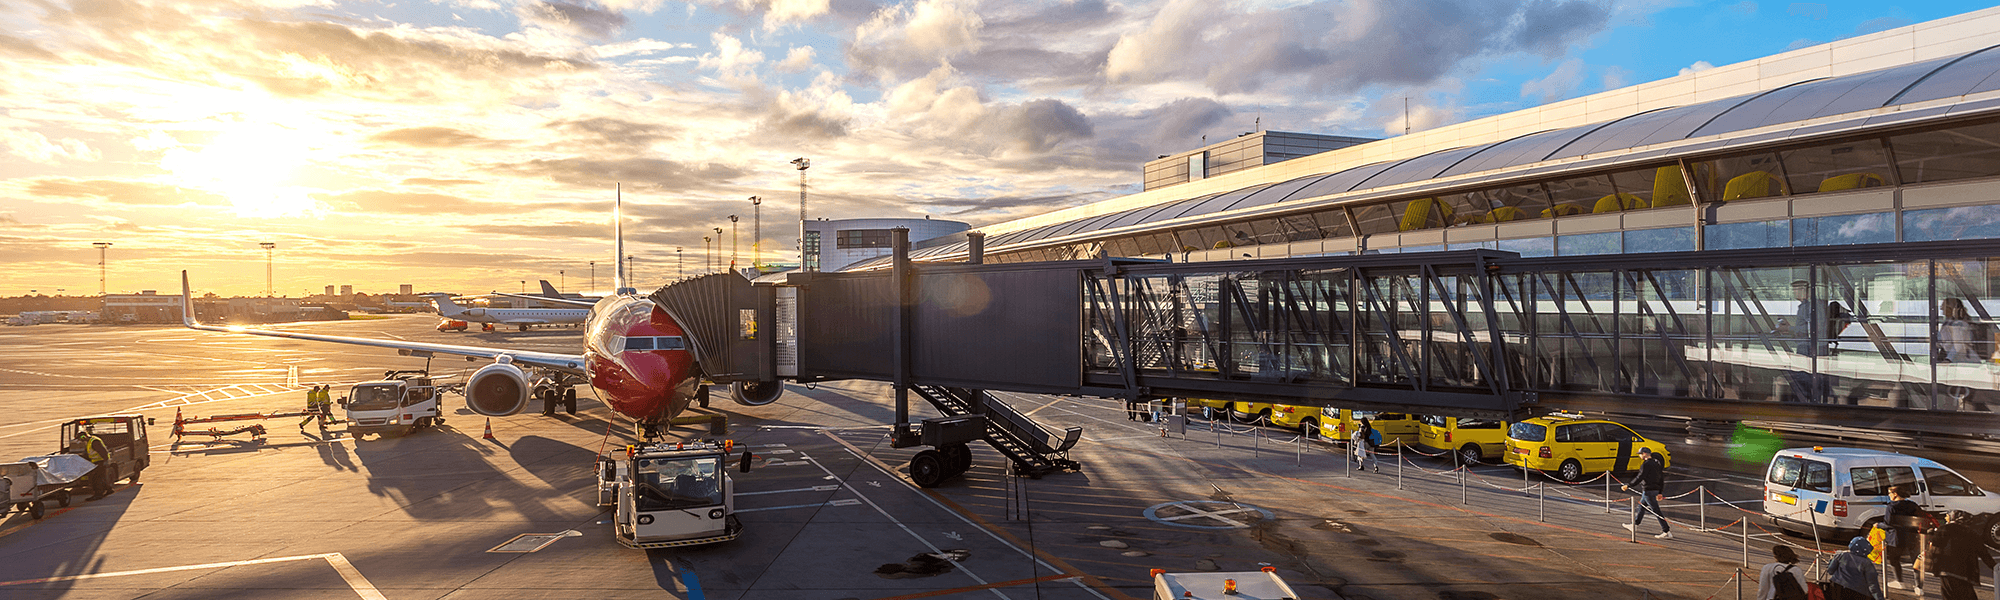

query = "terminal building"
805;217;968;272
827;7;2000;437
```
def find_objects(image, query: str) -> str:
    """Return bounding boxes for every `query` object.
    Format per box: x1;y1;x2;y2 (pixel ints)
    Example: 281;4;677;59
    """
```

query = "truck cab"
60;414;150;484
340;370;445;438
599;441;746;549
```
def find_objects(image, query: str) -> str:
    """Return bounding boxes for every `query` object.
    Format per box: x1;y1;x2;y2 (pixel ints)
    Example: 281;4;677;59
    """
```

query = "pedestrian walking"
1930;510;1994;600
1826;536;1885;600
1756;545;1809;600
1620;447;1672;539
1351;417;1378;473
73;429;112;501
299;384;332;430
1884;484;1930;590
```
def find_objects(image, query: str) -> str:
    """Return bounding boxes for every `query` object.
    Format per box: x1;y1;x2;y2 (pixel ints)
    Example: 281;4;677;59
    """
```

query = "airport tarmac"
0;315;1974;599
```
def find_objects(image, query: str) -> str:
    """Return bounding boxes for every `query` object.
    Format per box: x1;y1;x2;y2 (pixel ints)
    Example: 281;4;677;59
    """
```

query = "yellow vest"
78;435;106;463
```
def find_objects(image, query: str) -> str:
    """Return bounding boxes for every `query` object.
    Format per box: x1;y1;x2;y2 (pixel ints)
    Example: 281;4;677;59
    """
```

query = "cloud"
484;157;748;190
518;1;630;39
759;0;833;29
1600;65;1632;90
26;179;226;206
777;45;816;73
1000;99;1093;154
698;32;766;79
847;0;986;82
546;117;676;149
1851;16;1909;37
0;214;21;226
0;34;58;61
400;178;483;186
366;127;497;148
1786;2;1824;19
1679;60;1716;76
0;130;100;164
317;190;487;214
1520;58;1587;103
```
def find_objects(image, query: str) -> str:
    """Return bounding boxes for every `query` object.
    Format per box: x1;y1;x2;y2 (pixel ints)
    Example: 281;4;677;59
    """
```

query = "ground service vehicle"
1150;567;1297;599
598;440;749;549
340;371;446;438
60;415;150;485
1416;416;1509;465
1505;415;1669;481
436;319;468;332
1317;410;1420;446
1763;447;2000;545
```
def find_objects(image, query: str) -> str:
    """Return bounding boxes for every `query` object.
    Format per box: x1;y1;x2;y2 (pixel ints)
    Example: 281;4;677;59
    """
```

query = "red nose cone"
585;297;699;423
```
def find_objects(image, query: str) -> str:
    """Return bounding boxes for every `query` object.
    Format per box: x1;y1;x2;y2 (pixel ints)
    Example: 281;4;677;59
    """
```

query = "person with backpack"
1884;484;1929;590
1351;417;1379;473
1827;536;1885;600
1757;545;1809;600
1930;510;1994;600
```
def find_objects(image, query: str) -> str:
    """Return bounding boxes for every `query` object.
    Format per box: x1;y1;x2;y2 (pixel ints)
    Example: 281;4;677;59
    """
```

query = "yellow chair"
1453;211;1488;226
1212;240;1233;249
1721;170;1786;201
1541;203;1586;218
1592;193;1648;213
1399;198;1454;231
1817;172;1886;193
1651;164;1703;207
1485;206;1526;223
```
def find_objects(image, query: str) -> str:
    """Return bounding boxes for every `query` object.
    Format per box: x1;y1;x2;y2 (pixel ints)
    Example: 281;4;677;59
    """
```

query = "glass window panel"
1218;222;1258;247
1291;161;1401;201
1893;48;2000;105
1352;203;1398;235
1624;227;1695;253
1615;164;1696;208
1780;138;1892;195
1355;145;1492;189
1276;213;1322;242
1391;197;1455;231
1813;57;1956;117
1067;212;1133;237
1692;78;1844;138
1179;184;1277;218
1229;174;1336;212
1702;152;1788;202
1245;219;1289;245
1131;233;1163;255
1440;127;1599;177
1446;241;1497;251
1933;258;2000;412
1792;213;1895;246
1704;221;1790;250
1497;237;1554;257
1106;237;1140;257
1557;232;1621;256
1890;120;2000;185
1135;196;1217;226
1100;204;1173;230
1312;210;1355;238
1545;175;1620;214
1400;244;1446;253
1906;205;2000;242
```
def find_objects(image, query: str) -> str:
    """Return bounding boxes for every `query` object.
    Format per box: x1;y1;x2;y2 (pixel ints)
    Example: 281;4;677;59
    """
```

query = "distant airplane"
536;280;599;302
428;294;588;332
181;185;779;437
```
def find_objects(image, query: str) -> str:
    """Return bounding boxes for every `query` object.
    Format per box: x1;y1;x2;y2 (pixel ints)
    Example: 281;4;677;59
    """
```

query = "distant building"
806;218;969;272
339;285;352;297
102;290;184;324
399;284;413;295
1142;131;1373;191
324;285;335;297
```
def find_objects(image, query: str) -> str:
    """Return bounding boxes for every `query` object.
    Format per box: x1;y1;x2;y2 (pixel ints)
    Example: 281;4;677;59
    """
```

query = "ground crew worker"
300;385;331;430
75;429;112;501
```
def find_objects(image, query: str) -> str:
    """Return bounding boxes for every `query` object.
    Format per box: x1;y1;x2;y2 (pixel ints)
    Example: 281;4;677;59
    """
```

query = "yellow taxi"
1316;410;1420;446
1415;416;1509;465
1227;401;1277;423
1185;398;1231;420
1503;415;1670;482
1269;405;1327;437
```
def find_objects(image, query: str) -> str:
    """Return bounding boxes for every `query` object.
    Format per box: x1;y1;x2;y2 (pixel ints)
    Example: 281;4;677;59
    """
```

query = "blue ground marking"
675;558;705;600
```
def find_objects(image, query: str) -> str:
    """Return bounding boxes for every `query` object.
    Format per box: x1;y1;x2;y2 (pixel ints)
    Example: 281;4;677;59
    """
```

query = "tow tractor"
597;440;752;549
3;415;152;519
339;370;449;438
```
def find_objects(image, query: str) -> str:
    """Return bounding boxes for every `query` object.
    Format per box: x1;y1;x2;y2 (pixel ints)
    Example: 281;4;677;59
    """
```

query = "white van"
1763;447;2000;545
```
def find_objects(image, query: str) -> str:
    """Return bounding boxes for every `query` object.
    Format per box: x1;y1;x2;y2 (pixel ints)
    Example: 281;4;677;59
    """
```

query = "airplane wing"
181;272;585;374
492;291;596;309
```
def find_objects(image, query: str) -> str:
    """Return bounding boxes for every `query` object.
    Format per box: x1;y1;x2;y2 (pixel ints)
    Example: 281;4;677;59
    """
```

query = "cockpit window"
624;337;654;351
621;336;685;352
656;337;685;350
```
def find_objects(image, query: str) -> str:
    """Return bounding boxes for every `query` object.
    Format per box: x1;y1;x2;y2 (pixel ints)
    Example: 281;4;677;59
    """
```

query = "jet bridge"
655;231;2000;481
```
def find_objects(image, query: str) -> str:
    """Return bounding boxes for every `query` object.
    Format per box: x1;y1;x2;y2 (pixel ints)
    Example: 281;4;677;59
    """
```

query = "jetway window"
1701;152;1789;202
1545;175;1622;214
1905;205;2000;243
1780;138;1892;195
1705;221;1790;250
1557;232;1621;256
1891;119;2000;184
1352;204;1398;235
1793;213;1894;246
1624;227;1694;253
1497;237;1553;258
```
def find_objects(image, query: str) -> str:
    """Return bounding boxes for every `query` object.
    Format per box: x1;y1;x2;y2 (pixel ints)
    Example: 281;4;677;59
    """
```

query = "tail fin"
538;280;562;297
425;293;466;317
614;183;632;294
180;271;198;327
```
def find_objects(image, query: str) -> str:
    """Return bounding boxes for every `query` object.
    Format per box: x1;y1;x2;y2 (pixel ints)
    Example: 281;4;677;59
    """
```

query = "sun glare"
160;125;321;218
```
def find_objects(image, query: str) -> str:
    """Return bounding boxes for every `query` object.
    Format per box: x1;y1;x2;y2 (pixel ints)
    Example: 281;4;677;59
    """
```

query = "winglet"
180;271;197;328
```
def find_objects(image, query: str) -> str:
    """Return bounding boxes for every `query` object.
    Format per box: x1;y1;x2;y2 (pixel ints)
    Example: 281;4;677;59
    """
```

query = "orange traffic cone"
482;418;495;440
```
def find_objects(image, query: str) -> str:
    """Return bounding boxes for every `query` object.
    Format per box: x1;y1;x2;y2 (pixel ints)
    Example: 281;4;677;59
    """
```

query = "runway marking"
0;552;387;599
796;452;1011;599
736;485;840;496
736;499;863;512
820;432;1122;600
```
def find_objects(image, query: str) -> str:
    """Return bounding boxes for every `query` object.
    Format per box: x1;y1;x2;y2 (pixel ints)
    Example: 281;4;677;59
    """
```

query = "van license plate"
1775;493;1796;505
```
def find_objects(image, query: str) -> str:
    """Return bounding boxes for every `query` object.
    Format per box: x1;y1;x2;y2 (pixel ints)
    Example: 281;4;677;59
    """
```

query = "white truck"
339;370;448;438
597;440;751;549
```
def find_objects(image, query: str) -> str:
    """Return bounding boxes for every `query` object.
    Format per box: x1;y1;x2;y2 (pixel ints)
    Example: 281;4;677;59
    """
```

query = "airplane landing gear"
538;387;577;416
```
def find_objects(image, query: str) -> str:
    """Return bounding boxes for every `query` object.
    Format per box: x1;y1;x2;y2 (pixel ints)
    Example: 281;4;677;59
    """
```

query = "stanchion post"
1629;497;1637;542
1460;466;1467;504
1742;518;1750;570
1605;471;1613;514
1538;482;1545;522
1736;567;1743;600
1396;442;1404;490
1699;486;1706;531
1296;433;1302;466
1253;424;1260;458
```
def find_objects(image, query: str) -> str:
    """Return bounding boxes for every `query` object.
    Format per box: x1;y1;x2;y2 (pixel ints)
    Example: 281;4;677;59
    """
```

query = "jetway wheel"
939;444;971;477
909;451;946;488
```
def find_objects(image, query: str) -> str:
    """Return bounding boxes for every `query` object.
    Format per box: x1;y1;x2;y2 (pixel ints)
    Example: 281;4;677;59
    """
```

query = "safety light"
626;444;636;459
724;440;734;452
1223;578;1237;594
1813;446;1824;452
1149;569;1164;578
676;442;684;450
1261;566;1275;573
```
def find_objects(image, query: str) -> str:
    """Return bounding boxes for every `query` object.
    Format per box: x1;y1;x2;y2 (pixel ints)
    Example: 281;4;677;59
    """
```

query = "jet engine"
464;308;488;318
731;380;784;406
465;358;531;416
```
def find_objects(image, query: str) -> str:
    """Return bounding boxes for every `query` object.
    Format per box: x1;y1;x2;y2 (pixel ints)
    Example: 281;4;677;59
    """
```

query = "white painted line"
737;499;864;513
736;485;840;497
321;552;389;600
798;452;1012;599
0;552;386;600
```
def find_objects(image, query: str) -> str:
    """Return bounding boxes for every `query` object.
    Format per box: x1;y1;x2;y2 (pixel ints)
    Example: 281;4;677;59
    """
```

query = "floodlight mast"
259;242;276;297
92;242;112;296
792;157;810;271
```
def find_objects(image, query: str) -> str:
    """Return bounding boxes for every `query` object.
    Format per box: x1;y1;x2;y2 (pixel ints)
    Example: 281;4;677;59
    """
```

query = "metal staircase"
911;386;1082;478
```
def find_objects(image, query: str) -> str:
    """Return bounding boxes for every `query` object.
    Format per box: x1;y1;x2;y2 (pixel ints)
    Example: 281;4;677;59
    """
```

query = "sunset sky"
1;0;1988;297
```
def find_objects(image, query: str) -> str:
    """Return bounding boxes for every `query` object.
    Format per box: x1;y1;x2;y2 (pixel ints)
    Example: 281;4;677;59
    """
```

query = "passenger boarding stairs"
911;386;1081;478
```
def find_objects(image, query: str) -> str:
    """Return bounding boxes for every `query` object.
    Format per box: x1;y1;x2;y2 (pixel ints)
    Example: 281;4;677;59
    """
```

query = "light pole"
792;157;810;271
559;270;564;294
589;261;596;294
259;242;276;297
627;255;637;283
712;227;722;272
703;236;712;271
749;196;761;269
92;242;111;296
520;280;525;294
728;215;739;271
677;247;684;279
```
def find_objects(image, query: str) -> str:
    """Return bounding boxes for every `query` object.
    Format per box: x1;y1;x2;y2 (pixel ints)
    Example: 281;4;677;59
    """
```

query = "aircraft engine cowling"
465;308;487;318
465;360;531;416
731;380;785;406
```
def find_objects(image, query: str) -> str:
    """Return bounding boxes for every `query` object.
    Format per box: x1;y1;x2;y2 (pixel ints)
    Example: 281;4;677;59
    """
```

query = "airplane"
429;293;589;332
537;279;600;303
179;185;783;438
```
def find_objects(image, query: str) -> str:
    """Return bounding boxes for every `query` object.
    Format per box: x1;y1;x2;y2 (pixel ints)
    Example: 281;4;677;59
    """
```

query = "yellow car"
1316;410;1420;446
1503;415;1671;482
1228;401;1276;423
1416;415;1509;465
1185;398;1231;420
1270;405;1327;437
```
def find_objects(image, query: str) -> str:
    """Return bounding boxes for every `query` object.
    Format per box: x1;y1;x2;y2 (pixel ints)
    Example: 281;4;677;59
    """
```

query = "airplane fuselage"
582;294;699;425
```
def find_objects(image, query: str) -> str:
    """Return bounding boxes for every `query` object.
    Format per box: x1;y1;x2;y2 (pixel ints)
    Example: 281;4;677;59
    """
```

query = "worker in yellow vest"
74;429;113;501
300;384;332;431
